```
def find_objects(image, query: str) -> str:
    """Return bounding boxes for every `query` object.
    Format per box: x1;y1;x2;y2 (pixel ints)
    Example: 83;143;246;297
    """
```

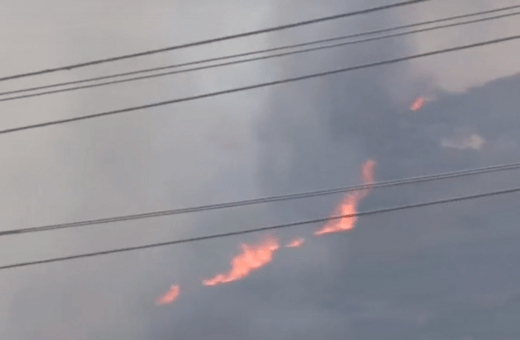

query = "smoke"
0;0;276;339
249;1;520;339
2;0;520;339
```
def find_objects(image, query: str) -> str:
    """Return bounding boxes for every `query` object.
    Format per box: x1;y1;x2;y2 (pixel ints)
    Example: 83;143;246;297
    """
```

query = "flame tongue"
315;159;376;235
359;159;376;197
156;285;180;305
203;236;280;286
362;159;376;183
314;195;359;235
410;96;425;111
286;237;305;248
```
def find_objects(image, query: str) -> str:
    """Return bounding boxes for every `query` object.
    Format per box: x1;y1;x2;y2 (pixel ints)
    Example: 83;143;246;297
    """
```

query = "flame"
204;236;280;286
286;237;305;248
314;195;359;235
156;285;180;305
361;159;376;189
410;96;425;111
315;159;376;236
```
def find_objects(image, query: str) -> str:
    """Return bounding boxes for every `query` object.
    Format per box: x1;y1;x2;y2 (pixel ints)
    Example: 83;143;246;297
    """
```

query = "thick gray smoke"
2;1;520;340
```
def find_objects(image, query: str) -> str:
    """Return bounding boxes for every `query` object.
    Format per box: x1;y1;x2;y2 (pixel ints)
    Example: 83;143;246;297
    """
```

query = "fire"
315;159;376;236
286;237;305;248
410;96;425;111
361;159;376;190
203;236;280;286
156;285;180;305
314;195;359;235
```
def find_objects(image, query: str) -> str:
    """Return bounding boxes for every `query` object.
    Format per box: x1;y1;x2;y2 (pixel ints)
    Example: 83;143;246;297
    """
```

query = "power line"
2;4;518;99
1;34;519;136
0;0;429;83
3;9;519;103
1;186;518;271
1;162;519;238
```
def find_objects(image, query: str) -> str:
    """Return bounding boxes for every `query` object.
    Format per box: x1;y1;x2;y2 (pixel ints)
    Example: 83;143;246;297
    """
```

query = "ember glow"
203;236;280;286
286;237;305;248
156;285;180;305
315;159;376;235
410;96;425;111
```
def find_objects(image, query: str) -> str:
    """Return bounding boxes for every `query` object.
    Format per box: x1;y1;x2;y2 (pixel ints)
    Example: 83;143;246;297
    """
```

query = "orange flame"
315;159;376;236
286;237;305;248
203;236;280;286
361;159;376;189
156;285;180;305
410;96;425;111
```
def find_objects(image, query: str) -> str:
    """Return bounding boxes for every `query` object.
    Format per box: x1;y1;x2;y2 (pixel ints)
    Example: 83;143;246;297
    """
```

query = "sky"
1;0;520;339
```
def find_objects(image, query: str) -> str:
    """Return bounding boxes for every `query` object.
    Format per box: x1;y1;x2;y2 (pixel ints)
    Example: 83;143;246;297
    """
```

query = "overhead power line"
1;162;519;238
1;34;519;136
2;4;519;99
0;0;429;83
1;186;519;271
3;9;520;103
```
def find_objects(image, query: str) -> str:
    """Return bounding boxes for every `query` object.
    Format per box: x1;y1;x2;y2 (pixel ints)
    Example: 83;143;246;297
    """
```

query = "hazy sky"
1;1;520;339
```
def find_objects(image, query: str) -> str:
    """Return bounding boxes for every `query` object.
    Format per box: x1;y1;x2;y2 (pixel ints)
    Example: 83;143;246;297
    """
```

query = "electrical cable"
0;161;519;237
3;9;519;103
1;34;519;136
1;185;518;271
2;4;518;99
0;0;429;82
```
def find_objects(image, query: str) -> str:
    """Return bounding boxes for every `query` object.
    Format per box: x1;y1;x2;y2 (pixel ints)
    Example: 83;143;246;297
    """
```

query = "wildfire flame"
361;159;376;186
203;236;280;286
315;159;376;235
154;160;377;304
156;285;180;305
410;96;425;111
286;237;305;248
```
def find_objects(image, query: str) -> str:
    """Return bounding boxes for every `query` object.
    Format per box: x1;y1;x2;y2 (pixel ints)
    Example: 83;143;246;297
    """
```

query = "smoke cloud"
2;0;520;339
